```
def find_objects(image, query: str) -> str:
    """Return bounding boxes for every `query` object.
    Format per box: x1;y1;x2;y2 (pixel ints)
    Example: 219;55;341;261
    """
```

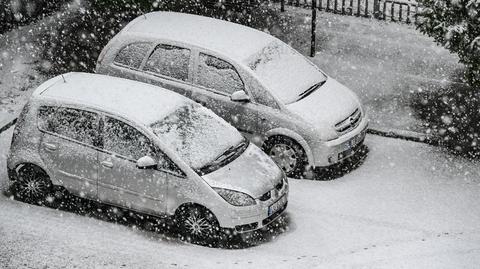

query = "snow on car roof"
123;11;275;63
35;72;190;125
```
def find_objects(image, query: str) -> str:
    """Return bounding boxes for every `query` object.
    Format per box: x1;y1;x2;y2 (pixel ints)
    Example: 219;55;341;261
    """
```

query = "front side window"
196;53;244;95
38;106;99;146
144;44;190;81
103;117;155;160
114;42;152;69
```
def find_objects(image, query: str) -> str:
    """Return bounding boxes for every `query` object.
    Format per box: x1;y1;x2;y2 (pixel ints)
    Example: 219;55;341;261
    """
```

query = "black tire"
175;205;221;247
11;164;53;205
263;136;308;179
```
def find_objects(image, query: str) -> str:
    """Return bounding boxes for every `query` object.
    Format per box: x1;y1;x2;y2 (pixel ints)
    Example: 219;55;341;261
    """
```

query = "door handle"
101;161;113;169
42;142;57;151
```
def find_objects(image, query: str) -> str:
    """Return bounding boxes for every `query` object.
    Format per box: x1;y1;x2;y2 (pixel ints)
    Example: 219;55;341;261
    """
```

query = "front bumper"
216;179;289;233
312;115;369;167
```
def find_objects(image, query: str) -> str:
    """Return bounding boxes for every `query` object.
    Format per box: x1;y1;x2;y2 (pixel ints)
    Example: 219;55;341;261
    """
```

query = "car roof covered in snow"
34;72;191;125
122;11;276;63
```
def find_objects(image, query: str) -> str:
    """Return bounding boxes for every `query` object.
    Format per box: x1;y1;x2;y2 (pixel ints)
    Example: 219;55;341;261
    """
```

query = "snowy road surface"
1;128;480;268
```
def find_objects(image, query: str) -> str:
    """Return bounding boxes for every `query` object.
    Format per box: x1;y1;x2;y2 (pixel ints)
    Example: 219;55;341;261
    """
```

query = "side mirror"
136;156;157;169
230;91;250;102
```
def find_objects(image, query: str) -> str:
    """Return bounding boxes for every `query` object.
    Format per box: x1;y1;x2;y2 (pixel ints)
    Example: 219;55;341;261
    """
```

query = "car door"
191;52;258;135
137;42;197;99
97;115;169;216
37;106;100;199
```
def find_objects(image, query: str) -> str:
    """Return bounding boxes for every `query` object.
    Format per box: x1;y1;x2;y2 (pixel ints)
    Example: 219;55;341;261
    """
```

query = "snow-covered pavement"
1;127;479;268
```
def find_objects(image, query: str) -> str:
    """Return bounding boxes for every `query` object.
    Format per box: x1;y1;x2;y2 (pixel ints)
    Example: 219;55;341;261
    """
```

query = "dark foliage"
416;0;480;88
0;0;68;33
412;82;480;157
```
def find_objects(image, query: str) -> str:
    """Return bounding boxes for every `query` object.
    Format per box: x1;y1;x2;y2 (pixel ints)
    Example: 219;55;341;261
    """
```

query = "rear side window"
38;106;99;146
144;44;190;81
196;53;244;95
114;42;152;69
103;116;155;160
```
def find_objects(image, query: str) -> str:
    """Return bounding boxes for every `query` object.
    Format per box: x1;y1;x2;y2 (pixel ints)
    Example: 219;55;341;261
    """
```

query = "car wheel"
11;164;53;205
176;205;221;247
263;136;308;178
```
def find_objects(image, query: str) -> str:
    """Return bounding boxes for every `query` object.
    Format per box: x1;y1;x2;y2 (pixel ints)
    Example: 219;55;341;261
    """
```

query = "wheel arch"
263;128;314;168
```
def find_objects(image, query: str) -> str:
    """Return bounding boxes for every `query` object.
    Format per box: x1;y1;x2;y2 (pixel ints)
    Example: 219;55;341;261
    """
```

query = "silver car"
7;72;288;244
96;12;369;178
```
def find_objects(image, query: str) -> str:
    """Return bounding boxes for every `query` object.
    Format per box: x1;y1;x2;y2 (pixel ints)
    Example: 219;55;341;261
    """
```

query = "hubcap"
184;214;212;236
18;173;47;197
269;143;298;173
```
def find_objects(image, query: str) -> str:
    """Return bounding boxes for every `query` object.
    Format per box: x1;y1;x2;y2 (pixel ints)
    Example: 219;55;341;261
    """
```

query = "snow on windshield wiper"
297;80;326;101
198;140;248;175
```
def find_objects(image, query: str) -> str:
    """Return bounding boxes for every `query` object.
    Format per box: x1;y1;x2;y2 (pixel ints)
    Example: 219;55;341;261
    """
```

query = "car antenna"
61;74;66;83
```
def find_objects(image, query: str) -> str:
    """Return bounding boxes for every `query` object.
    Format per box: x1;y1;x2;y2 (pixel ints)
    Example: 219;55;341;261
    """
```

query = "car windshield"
150;103;244;171
246;41;327;104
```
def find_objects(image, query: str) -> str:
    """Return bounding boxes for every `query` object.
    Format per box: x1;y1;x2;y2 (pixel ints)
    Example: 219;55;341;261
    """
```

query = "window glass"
144;44;190;81
249;79;279;109
114;42;152;69
196;53;244;95
38;106;98;146
103;117;155;160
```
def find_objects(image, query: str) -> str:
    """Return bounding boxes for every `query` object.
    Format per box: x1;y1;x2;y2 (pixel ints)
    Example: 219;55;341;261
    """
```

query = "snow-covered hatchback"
96;12;369;178
7;72;288;244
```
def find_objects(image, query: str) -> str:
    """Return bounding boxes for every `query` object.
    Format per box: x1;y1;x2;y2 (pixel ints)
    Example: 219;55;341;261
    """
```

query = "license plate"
345;130;365;151
268;195;287;216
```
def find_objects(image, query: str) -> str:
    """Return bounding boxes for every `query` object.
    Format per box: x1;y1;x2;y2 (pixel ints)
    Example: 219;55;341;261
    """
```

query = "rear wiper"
297;80;326;101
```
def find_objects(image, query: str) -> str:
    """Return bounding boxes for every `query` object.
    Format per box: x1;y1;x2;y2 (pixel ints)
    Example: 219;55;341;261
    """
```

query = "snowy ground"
1;127;479;268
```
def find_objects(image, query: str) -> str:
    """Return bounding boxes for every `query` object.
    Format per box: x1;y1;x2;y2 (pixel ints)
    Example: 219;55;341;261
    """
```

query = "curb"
367;128;439;146
0;118;17;135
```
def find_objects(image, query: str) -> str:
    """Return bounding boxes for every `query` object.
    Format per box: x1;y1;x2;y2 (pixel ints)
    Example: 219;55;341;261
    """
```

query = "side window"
196;53;244;95
103;117;155;160
38;106;99;146
103;116;183;174
249;80;280;109
144;44;190;81
114;42;152;69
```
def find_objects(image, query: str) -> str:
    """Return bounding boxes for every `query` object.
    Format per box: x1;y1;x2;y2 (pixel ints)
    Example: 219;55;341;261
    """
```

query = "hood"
286;77;361;132
202;144;283;198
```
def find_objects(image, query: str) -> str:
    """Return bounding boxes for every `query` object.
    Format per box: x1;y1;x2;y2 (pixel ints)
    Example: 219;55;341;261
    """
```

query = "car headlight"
213;188;256;206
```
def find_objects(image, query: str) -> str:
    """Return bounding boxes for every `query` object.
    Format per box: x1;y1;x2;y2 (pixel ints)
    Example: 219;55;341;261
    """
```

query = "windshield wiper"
297;80;326;101
198;140;249;175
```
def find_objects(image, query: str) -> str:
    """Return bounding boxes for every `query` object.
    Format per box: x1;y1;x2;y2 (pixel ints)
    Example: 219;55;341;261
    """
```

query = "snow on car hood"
287;77;361;132
202;144;283;198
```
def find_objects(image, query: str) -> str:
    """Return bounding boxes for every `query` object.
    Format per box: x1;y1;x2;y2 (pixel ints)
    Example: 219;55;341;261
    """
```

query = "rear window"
114;42;152;69
38;106;99;146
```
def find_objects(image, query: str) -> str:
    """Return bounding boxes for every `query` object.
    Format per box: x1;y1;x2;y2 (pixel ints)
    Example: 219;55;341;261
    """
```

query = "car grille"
259;179;284;202
335;108;362;134
275;179;284;191
259;191;271;201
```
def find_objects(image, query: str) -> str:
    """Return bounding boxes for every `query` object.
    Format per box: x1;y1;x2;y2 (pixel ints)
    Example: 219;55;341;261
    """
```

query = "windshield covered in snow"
246;41;327;104
150;103;244;171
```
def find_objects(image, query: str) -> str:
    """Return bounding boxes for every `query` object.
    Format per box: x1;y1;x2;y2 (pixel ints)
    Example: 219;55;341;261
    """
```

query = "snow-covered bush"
416;0;480;87
412;83;480;157
414;0;480;156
